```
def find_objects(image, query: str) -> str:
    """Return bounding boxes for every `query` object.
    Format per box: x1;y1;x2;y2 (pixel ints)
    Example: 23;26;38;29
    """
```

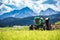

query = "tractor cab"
34;17;45;26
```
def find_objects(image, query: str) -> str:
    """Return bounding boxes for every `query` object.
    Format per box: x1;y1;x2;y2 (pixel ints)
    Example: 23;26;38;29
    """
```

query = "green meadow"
0;26;60;40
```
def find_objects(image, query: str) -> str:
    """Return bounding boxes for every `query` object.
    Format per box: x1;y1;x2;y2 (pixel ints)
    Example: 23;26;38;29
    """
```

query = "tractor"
29;17;52;30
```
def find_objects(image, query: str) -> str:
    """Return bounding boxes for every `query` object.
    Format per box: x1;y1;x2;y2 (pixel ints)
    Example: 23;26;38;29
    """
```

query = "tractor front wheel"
29;25;35;30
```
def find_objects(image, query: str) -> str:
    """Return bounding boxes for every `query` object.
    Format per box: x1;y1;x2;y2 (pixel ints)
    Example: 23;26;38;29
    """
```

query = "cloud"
42;0;57;6
0;0;60;14
0;4;12;15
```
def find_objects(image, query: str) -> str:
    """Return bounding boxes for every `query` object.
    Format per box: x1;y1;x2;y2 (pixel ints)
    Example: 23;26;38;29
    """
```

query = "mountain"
0;13;60;27
40;8;59;16
0;7;60;27
0;8;60;19
0;7;37;19
0;17;34;27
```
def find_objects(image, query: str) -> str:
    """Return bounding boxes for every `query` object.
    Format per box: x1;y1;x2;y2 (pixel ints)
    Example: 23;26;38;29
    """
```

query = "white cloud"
24;0;60;13
0;4;12;15
0;0;60;14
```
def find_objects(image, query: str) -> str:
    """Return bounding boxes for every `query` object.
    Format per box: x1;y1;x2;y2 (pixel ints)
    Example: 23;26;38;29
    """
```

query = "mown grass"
0;26;60;40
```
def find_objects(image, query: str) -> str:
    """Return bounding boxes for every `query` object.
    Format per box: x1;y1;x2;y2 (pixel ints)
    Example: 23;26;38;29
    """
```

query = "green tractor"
29;17;52;30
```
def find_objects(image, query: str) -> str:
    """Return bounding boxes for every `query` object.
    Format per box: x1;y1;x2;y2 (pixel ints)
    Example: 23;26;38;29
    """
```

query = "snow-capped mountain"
0;7;60;19
40;8;59;16
0;7;37;19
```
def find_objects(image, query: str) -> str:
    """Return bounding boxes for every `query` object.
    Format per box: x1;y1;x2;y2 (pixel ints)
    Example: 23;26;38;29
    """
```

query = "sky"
0;0;60;15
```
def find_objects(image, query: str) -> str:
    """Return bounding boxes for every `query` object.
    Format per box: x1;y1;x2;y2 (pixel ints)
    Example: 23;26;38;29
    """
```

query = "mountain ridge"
0;7;37;19
0;7;60;19
0;13;60;27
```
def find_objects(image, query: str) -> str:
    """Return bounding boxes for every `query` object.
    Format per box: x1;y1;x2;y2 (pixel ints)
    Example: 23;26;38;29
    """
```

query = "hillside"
0;13;60;27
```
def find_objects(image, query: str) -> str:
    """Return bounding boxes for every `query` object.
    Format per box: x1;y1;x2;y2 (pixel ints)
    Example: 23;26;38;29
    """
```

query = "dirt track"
51;24;60;29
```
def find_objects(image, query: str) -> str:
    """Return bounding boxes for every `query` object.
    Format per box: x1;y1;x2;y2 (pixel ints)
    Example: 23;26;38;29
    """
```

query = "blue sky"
0;0;60;15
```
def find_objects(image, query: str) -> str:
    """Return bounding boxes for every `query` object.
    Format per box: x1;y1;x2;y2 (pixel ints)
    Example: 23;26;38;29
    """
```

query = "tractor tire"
29;25;34;30
34;25;40;30
45;18;52;30
46;24;52;30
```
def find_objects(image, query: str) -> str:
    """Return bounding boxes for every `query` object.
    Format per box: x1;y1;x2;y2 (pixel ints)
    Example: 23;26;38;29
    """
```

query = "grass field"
0;26;60;40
